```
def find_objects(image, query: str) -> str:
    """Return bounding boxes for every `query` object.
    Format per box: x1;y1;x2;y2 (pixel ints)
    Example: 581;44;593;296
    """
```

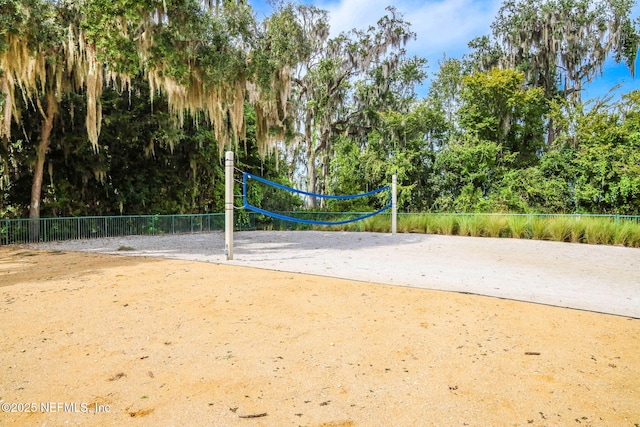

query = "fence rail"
2;212;640;245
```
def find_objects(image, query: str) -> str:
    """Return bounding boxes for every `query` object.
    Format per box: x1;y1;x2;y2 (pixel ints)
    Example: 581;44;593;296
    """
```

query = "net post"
225;151;234;260
392;174;397;235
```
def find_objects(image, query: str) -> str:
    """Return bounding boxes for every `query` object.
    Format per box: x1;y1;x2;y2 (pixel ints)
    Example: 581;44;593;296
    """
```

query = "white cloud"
314;0;502;73
316;0;390;35
404;0;502;55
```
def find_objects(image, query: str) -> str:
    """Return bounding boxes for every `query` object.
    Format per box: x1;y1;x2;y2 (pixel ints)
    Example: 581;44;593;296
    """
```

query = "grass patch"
398;214;426;233
420;214;439;234
569;218;586;243
454;215;489;237
613;221;633;246
629;224;640;248
583;218;614;245
364;215;390;233
456;215;474;236
310;212;640;248
506;216;531;239
484;215;508;238
430;214;458;235
612;220;640;247
530;217;550;240
546;216;574;242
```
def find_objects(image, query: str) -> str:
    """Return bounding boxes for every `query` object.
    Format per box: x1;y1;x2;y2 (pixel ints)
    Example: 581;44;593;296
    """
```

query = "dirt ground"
1;242;640;426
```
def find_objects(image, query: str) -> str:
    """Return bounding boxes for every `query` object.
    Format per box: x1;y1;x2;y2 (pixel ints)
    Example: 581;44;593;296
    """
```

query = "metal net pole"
225;151;234;260
392;174;397;235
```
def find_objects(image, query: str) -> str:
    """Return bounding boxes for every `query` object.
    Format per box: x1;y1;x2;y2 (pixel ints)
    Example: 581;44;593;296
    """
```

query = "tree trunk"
307;145;317;209
305;111;318;208
320;148;331;209
29;93;57;242
1;75;12;140
317;129;332;209
547;116;556;147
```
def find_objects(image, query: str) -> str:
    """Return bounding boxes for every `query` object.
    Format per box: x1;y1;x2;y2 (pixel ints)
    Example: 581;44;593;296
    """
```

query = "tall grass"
455;214;501;237
529;216;550;240
545;216;573;242
361;215;388;233
323;213;640;248
506;215;531;239
569;218;586;243
430;214;458;235
582;217;615;245
612;220;640;247
484;215;509;238
397;214;427;233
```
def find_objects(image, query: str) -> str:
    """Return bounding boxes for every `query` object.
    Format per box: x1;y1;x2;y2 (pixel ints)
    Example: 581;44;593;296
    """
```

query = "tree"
3;75;298;217
427;56;465;134
1;0;68;236
288;5;416;207
328;99;448;212
571;91;640;213
495;148;576;212
491;0;640;103
430;136;516;212
457;68;547;167
0;0;304;236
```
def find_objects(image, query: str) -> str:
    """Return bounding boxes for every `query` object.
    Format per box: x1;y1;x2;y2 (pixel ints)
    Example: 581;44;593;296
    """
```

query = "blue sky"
249;0;640;103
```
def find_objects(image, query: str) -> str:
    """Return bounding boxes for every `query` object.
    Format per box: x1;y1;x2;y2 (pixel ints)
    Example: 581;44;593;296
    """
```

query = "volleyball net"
242;172;392;226
224;151;397;260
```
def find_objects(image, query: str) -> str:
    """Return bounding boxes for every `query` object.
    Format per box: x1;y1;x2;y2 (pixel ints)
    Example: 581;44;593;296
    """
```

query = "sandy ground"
1;231;639;426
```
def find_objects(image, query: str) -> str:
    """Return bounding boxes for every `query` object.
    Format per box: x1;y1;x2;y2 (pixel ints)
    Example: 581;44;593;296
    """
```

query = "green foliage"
529;216;550;240
327;96;445;213
1;76;298;217
570;93;640;214
458;68;547;166
457;214;488;237
290;5;419;207
249;3;308;92
613;220;640;247
0;0;61;52
80;0;145;75
431;136;513;212
38;80;226;216
546;216;575;242
495;148;576;213
581;217;615;245
80;0;252;81
427;56;465;131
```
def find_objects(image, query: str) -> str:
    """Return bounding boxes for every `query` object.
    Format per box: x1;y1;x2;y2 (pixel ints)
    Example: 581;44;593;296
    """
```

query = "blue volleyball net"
242;172;392;226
